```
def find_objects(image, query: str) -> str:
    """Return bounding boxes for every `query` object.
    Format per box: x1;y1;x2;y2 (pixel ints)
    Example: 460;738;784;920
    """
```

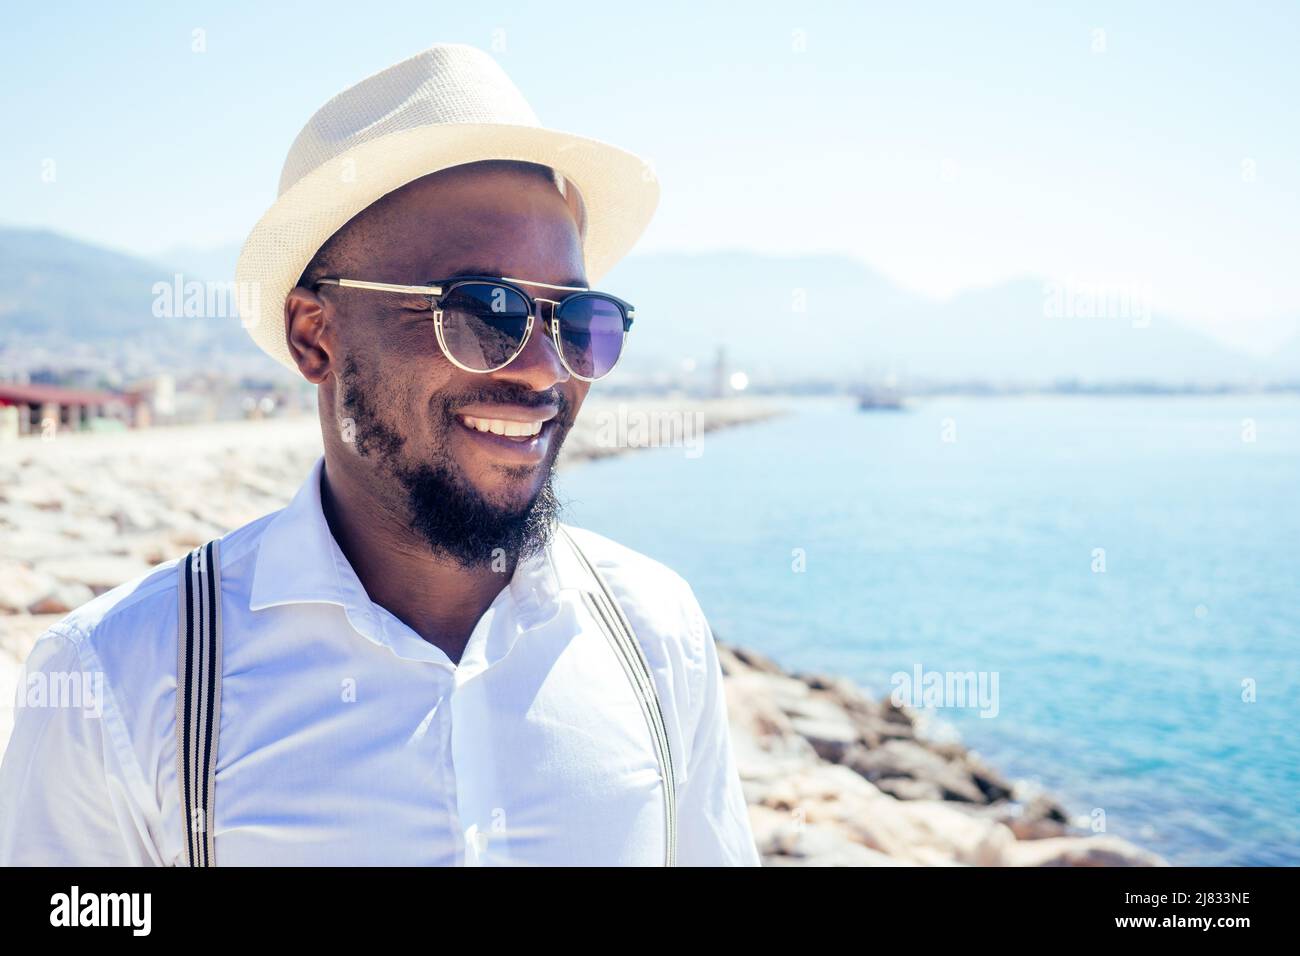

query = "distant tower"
711;346;727;398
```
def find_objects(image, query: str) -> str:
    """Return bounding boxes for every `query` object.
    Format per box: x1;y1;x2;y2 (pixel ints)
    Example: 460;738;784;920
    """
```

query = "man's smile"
460;415;544;438
453;402;560;463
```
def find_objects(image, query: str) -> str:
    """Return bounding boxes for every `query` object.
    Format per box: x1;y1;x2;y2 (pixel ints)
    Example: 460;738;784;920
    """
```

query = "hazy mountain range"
0;228;277;380
606;252;1297;385
2;227;1294;386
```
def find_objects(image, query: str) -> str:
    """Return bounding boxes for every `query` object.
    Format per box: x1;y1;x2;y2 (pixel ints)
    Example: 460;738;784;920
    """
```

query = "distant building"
0;382;146;440
125;374;176;424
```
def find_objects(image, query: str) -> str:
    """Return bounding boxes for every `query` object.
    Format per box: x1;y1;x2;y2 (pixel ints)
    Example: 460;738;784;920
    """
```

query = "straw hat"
234;42;659;372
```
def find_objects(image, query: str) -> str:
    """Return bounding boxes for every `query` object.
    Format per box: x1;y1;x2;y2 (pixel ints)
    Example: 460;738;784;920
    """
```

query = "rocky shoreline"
0;401;1164;864
720;640;1166;865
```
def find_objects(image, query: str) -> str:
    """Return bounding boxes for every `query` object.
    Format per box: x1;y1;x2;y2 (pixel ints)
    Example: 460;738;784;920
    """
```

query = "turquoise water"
557;396;1300;866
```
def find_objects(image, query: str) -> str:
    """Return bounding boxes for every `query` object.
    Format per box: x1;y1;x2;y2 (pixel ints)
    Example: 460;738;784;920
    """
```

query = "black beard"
399;460;561;571
338;355;565;570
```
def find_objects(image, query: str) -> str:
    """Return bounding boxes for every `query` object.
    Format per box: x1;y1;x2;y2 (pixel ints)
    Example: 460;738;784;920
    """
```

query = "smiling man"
296;160;593;664
0;44;760;867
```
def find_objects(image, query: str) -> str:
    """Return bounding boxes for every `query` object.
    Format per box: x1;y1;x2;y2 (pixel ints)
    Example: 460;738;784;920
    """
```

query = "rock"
1006;815;1070;841
3;484;64;509
723;672;819;763
964;758;1016;803
0;526;84;564
844;739;988;804
1014;793;1071;837
942;798;1071;841
28;581;95;615
1002;835;1169;867
885;800;1018;866
109;504;161;533
33;555;153;595
851;712;915;746
765;821;909;866
880;700;915;725
719;641;793;677
875;777;945;801
0;614;55;662
0;563;56;613
781;690;863;762
927;740;969;760
787;715;859;763
794;670;845;692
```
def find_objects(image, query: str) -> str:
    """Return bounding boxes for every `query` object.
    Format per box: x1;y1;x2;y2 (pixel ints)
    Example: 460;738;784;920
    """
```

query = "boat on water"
856;387;908;411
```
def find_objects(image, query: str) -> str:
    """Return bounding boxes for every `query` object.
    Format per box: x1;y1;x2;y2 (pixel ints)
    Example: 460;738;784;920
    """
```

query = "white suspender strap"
556;524;678;867
175;538;224;867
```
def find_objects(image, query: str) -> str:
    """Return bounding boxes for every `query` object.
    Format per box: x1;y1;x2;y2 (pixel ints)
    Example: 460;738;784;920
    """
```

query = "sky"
2;1;1297;354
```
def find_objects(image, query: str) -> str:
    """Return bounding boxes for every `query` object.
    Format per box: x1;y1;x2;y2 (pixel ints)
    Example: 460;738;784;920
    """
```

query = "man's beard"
338;356;566;570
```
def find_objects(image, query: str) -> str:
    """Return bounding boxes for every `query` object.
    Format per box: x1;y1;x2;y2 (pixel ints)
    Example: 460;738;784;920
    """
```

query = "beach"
0;399;1164;865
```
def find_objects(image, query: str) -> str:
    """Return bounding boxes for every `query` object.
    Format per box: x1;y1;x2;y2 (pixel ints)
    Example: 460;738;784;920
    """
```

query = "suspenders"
174;526;677;867
175;539;223;868
555;524;678;867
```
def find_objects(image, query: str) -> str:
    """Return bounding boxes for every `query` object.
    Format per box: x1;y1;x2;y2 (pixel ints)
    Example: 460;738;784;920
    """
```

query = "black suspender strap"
557;524;678;867
176;539;223;867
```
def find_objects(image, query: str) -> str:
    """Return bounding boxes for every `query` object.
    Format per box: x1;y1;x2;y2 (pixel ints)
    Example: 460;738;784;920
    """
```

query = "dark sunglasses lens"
439;283;531;370
555;296;626;378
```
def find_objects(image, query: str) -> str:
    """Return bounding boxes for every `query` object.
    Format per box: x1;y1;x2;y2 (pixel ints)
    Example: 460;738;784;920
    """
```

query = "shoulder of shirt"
556;522;711;673
557;523;697;606
34;507;281;657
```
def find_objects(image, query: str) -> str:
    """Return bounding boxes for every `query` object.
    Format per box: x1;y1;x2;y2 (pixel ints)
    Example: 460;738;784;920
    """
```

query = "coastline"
0;400;1163;864
720;640;1165;865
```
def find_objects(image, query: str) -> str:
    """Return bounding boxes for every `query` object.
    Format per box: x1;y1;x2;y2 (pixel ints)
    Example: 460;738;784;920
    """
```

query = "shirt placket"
432;675;464;864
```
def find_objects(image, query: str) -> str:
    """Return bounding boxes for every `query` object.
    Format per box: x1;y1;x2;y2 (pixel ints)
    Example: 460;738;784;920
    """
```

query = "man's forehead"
392;162;586;243
315;162;586;284
383;208;583;280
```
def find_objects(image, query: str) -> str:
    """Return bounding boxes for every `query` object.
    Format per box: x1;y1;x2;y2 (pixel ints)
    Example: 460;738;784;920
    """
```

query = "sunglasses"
313;274;635;382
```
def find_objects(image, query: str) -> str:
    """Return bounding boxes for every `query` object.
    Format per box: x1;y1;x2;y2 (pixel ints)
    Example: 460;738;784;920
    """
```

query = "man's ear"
285;286;332;383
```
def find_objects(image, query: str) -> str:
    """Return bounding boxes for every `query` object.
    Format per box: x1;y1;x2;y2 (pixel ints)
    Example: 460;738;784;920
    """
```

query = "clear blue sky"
3;1;1297;352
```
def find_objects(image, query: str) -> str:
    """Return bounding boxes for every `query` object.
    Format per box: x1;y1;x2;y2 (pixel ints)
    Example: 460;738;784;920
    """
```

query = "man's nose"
494;300;570;390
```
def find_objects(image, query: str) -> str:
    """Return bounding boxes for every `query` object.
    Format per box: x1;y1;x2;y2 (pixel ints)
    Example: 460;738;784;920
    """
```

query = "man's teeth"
459;415;544;438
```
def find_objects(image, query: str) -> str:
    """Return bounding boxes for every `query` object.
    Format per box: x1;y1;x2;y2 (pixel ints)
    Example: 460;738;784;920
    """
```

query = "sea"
557;394;1300;866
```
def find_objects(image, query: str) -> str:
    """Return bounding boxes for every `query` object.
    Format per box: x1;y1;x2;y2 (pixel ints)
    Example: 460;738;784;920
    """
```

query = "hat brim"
234;122;658;372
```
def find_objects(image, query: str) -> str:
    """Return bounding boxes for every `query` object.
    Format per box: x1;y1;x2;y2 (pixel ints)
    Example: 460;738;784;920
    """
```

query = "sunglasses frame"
314;274;635;382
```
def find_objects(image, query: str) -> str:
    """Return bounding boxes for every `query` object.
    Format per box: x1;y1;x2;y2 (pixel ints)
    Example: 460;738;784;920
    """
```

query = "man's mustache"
439;385;571;423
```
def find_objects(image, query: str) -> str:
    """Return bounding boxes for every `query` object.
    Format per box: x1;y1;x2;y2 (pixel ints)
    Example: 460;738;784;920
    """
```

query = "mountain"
602;251;1290;385
0;227;1290;386
0;227;277;378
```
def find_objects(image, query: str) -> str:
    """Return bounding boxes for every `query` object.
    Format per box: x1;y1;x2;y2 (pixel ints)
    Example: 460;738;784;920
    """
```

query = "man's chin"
398;457;561;568
471;472;549;514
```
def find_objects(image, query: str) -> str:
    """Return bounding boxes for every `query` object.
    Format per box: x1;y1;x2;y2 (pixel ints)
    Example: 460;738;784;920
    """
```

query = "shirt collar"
249;455;566;661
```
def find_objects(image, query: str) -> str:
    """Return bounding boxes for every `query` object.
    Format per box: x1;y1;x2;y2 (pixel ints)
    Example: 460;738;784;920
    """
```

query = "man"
0;44;760;866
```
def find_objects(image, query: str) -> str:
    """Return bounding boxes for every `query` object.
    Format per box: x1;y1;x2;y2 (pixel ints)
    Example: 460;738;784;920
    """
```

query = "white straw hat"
234;42;659;372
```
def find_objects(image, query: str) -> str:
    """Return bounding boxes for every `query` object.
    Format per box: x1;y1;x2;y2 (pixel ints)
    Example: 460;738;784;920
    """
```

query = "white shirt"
0;456;759;866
